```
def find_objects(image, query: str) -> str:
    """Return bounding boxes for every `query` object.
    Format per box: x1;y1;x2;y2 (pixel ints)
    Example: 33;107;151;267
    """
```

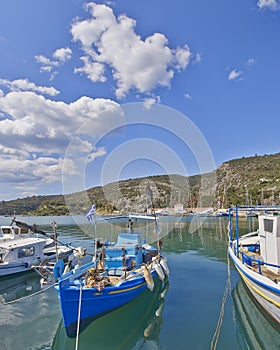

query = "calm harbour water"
0;215;280;350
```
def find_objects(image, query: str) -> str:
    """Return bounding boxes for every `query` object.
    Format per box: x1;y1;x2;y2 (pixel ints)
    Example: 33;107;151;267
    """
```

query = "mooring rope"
210;249;231;350
0;282;57;305
75;282;83;350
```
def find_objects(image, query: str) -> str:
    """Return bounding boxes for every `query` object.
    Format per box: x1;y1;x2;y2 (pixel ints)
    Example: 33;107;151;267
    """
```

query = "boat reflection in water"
52;279;169;350
0;272;42;303
232;280;280;350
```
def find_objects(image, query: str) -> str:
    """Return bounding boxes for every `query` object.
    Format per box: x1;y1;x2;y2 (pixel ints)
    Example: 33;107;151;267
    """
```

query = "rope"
210;250;231;350
75;281;83;350
0;282;57;305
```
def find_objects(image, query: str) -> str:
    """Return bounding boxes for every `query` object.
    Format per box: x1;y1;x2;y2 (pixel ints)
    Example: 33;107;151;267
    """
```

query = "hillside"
0;152;279;216
216;153;280;207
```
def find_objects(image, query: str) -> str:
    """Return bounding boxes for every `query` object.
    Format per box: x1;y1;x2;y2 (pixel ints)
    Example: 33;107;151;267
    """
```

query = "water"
0;215;280;350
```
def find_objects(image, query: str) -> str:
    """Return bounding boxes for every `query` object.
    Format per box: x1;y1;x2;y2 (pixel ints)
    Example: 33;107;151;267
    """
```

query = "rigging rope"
0;282;57;305
210;248;231;350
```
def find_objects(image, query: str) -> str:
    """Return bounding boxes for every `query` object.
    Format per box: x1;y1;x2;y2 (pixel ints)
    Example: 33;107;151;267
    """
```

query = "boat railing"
240;250;280;276
228;205;280;255
60;261;95;282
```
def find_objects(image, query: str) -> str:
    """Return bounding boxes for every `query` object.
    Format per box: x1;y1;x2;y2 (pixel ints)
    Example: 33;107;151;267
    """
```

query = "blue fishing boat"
52;278;169;349
228;206;280;325
54;215;169;338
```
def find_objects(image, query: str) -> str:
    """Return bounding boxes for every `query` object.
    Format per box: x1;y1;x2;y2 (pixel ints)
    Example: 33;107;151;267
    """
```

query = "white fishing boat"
0;236;73;277
228;206;280;324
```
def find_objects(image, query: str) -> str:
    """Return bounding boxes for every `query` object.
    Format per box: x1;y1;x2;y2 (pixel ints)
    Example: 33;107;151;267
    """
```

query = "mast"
51;221;58;261
245;185;249;206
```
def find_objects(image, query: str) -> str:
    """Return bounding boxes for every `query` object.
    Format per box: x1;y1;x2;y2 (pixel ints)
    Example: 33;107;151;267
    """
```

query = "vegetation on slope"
0;152;279;216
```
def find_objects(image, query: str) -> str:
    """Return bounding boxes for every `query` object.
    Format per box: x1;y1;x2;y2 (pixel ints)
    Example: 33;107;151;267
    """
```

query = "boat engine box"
259;215;280;274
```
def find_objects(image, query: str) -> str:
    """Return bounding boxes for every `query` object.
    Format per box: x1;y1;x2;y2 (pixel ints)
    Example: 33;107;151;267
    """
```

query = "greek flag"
85;204;96;222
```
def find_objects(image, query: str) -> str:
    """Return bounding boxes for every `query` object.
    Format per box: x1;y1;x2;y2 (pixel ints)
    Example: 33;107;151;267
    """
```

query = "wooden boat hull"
228;246;280;324
52;279;169;349
55;270;159;338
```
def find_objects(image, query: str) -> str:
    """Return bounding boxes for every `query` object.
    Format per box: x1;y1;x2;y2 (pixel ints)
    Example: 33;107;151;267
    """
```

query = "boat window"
2;228;12;235
14;228;20;235
263;219;273;233
17;246;35;258
21;228;29;234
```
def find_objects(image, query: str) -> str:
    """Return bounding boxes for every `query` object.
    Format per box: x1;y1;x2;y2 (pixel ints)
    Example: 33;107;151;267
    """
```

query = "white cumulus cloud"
53;47;72;62
0;78;60;96
0;88;124;195
247;58;256;66
71;2;191;98
228;69;243;81
35;47;72;78
257;0;280;10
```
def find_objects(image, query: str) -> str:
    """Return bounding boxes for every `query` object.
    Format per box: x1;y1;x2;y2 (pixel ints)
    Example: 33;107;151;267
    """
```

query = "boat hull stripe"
235;264;280;308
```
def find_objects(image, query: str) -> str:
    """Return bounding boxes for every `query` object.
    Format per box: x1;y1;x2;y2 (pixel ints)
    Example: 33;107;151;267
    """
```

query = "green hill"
1;152;279;216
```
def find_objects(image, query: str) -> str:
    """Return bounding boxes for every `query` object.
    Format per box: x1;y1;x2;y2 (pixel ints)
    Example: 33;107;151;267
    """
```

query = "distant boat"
212;211;229;217
228;206;280;324
246;210;258;218
53;216;169;338
192;208;214;217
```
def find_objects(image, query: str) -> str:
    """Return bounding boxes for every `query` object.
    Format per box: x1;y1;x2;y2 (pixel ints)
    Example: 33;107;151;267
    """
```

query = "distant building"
259;178;270;182
174;203;184;214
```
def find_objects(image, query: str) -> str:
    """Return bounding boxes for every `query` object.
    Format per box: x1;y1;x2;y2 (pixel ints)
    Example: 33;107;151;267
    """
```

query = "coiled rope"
0;282;57;305
210;250;231;350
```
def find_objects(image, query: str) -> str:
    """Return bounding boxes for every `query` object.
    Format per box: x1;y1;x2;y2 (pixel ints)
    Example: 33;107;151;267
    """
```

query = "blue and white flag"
85;204;96;222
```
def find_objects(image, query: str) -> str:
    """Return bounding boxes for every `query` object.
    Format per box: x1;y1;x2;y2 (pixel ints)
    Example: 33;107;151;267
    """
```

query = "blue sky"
0;0;280;200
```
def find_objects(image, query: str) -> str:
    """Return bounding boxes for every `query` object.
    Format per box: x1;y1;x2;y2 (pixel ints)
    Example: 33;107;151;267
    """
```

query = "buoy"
63;264;70;274
142;265;154;291
144;323;153;338
159;257;169;277
160;288;168;299
155;302;164;317
154;261;165;281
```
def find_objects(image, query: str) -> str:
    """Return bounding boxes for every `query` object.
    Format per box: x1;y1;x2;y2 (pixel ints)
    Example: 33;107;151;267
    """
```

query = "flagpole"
93;213;97;267
84;203;97;266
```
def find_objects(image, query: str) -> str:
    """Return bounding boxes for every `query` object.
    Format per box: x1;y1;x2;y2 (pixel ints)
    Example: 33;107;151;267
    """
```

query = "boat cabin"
0;237;47;265
103;232;157;274
259;215;280;274
0;225;30;240
104;232;143;272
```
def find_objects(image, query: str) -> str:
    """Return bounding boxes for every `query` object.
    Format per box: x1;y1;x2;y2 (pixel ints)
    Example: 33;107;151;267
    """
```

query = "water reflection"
0;272;41;304
232;280;280;350
0;215;267;350
161;217;230;261
52;279;169;350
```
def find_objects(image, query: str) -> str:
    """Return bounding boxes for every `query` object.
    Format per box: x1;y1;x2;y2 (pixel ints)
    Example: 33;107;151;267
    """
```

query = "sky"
0;0;280;201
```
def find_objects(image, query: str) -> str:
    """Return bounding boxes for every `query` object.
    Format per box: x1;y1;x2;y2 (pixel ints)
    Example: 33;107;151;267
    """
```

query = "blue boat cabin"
104;232;144;273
